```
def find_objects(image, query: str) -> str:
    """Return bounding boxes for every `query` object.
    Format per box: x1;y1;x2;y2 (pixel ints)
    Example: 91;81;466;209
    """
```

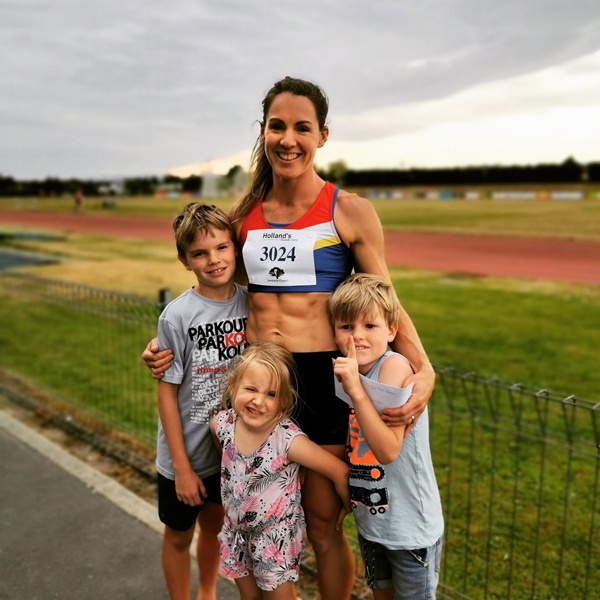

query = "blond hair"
173;202;235;257
223;342;298;419
327;273;401;328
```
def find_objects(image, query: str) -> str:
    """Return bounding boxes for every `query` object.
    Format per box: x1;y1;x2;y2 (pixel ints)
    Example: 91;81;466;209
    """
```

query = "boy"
156;202;247;600
327;273;444;600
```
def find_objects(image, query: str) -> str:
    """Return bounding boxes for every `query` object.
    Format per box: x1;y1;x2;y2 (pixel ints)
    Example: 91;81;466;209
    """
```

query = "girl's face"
231;362;281;432
333;310;398;375
261;92;328;182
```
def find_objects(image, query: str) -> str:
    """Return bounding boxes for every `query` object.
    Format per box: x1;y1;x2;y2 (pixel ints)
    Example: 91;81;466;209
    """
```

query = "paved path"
0;410;238;600
1;209;599;284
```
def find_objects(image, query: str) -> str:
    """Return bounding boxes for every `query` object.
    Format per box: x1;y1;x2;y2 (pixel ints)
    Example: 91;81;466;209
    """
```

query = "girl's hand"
334;468;352;530
336;504;350;532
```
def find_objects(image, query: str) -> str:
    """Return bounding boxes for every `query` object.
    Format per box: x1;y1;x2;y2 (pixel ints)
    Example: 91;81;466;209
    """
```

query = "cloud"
1;0;599;178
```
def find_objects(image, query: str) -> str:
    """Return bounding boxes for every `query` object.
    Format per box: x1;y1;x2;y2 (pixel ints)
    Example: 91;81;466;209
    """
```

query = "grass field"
2;195;599;401
2;196;598;598
3;193;600;240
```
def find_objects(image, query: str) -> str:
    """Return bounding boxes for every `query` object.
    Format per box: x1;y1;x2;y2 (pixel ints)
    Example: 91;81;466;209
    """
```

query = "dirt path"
1;209;599;284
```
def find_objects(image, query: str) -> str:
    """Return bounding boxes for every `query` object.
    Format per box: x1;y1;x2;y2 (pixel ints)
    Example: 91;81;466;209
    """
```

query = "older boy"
156;203;247;600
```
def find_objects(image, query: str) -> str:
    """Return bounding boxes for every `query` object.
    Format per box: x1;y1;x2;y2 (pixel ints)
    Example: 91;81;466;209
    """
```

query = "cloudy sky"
2;0;600;179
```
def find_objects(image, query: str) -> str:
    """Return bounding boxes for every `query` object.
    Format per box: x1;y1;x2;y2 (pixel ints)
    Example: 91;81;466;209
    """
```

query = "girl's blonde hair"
223;342;298;419
173;202;235;257
327;273;401;328
230;76;329;226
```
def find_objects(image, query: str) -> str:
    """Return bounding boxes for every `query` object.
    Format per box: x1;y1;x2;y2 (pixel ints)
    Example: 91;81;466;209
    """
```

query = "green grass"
391;272;600;400
2;197;599;403
0;195;233;219
1;196;599;598
3;192;600;240
0;279;158;445
373;197;600;240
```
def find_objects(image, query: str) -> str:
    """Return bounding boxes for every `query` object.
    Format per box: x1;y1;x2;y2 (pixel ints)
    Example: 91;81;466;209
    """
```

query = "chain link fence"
1;271;598;599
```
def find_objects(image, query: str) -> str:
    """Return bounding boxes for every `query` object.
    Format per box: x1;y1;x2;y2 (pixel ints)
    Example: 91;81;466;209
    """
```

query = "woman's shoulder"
335;187;367;204
335;187;378;215
332;187;383;246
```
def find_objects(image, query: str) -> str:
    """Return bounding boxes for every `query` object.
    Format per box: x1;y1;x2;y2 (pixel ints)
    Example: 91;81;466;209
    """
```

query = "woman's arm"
141;338;173;379
335;191;435;433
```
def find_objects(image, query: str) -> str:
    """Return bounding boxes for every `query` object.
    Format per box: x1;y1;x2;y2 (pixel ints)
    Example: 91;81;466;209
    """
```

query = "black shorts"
291;351;350;446
157;471;221;532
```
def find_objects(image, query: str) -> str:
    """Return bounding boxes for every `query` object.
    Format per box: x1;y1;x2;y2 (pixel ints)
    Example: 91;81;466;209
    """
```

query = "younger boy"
156;202;248;600
327;273;443;600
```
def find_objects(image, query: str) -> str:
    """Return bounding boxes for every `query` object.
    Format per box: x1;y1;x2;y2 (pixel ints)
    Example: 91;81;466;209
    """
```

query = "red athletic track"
1;209;599;285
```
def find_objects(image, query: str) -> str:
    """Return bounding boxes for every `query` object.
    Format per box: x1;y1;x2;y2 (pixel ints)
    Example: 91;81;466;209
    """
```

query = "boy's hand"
175;469;207;506
332;336;362;396
381;364;435;436
141;338;173;380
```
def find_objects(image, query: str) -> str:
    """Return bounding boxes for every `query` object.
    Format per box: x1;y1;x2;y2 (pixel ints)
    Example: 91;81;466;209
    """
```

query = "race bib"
243;229;317;286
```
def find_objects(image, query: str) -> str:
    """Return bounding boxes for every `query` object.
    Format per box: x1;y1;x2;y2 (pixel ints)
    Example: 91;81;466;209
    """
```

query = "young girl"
211;342;351;599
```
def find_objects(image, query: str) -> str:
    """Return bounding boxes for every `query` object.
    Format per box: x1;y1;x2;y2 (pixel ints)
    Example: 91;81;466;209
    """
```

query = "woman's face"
261;92;328;181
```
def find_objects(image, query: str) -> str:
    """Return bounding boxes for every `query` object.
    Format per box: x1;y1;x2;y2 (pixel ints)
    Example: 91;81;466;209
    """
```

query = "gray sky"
2;0;600;179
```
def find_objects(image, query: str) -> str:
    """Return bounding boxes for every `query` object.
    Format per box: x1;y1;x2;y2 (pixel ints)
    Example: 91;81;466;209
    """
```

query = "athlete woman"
144;76;435;600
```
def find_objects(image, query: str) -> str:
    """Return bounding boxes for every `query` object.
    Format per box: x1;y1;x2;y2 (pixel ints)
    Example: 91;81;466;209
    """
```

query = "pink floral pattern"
214;409;306;591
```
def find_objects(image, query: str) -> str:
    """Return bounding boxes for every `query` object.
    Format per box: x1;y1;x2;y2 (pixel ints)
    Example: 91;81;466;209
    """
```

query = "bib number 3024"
260;245;297;262
243;229;317;286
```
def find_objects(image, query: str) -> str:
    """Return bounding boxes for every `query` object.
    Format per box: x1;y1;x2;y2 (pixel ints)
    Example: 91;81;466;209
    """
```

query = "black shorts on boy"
157;471;221;531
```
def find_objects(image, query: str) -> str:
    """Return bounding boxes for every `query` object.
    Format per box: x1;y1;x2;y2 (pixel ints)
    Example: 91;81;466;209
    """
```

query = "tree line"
334;158;600;187
0;174;203;198
1;158;598;198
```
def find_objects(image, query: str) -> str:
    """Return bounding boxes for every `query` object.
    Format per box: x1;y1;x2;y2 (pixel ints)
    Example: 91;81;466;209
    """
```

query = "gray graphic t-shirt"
156;284;248;479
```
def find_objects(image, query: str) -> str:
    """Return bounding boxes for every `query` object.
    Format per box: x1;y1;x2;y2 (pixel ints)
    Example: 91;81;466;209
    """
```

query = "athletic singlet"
239;182;355;293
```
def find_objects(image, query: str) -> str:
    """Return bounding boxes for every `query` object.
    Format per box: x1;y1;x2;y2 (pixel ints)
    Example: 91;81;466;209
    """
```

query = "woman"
144;76;435;600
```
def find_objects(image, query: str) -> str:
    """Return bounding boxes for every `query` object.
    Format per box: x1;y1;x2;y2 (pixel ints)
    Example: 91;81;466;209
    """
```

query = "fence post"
158;288;172;314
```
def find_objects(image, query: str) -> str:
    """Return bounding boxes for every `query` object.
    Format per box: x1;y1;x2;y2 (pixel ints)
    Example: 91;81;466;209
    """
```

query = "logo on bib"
268;267;285;279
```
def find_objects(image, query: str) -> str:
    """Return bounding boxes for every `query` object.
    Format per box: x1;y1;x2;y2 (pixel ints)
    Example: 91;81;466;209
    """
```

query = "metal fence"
1;272;598;600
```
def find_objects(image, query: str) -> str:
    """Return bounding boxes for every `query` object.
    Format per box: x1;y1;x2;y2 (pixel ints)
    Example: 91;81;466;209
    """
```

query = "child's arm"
158;381;207;506
210;417;222;456
287;436;351;530
333;337;413;465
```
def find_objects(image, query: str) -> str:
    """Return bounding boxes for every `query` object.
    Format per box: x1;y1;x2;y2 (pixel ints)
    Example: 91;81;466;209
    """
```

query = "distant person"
143;75;434;599
73;188;84;212
211;341;350;598
155;202;248;600
328;273;444;599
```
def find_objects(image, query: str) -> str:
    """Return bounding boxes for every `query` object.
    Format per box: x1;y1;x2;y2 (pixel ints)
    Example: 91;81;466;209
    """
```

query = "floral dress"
213;409;306;591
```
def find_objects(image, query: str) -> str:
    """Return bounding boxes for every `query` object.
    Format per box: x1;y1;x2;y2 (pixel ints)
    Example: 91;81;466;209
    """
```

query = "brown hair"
327;273;401;328
223;342;299;419
173;202;235;257
230;76;329;225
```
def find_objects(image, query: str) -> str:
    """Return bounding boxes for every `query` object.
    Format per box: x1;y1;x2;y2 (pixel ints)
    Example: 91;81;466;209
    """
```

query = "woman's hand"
381;364;435;436
141;338;174;380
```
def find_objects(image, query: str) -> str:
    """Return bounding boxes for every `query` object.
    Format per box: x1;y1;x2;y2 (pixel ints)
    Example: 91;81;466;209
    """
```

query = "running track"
1;209;599;285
